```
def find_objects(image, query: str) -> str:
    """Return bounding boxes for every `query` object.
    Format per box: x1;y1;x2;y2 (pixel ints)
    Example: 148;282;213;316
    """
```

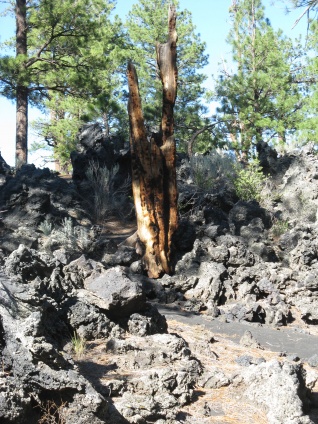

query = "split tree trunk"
127;5;178;278
15;0;28;168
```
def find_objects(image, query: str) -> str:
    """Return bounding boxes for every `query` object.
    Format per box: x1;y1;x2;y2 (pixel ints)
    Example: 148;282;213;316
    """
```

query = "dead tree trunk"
127;5;178;278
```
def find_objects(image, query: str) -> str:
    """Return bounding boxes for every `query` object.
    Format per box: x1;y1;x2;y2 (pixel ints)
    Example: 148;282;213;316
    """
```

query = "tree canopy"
214;0;305;159
126;0;212;152
0;0;317;167
0;0;126;166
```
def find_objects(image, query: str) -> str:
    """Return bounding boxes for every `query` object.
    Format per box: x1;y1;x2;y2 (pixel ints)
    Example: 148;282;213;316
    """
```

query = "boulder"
82;266;145;319
240;360;314;424
0;272;110;424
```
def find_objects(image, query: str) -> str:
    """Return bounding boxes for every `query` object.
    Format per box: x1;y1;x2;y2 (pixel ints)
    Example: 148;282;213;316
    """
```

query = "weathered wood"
127;5;178;278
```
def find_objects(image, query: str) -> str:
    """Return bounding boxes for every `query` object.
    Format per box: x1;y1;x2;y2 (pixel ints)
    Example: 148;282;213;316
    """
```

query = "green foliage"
125;0;210;151
190;149;237;190
289;0;318;10
271;218;289;237
57;218;90;251
71;331;86;358
0;0;128;165
39;218;53;236
234;159;267;202
214;0;305;159
296;20;318;145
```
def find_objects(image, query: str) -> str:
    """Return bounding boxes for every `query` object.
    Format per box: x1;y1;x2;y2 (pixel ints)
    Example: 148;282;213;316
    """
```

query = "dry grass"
67;318;317;424
167;320;278;424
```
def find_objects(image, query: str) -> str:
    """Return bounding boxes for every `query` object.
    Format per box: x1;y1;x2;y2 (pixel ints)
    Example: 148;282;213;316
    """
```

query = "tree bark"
127;5;178;278
15;0;28;168
187;123;218;157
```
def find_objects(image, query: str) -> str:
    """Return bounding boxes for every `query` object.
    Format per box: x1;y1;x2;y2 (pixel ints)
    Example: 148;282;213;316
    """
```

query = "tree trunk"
187;123;217;157
15;0;28;168
127;5;178;278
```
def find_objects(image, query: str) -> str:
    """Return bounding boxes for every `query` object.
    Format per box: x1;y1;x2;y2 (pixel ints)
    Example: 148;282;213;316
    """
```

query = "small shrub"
271;219;289;237
58;217;77;249
39;218;53;236
71;331;86;358
74;226;91;251
37;399;67;424
234;159;267;202
190;149;236;191
55;218;91;251
84;161;131;223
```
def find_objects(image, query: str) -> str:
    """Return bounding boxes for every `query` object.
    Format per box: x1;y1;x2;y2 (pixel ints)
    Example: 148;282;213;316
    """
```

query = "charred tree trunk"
127;5;178;278
15;0;28;168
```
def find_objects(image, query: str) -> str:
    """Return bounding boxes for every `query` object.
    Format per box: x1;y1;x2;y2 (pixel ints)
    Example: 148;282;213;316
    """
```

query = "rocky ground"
0;125;318;423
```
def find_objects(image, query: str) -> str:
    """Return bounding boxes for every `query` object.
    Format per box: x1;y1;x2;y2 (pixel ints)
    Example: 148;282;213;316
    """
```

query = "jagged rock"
0;273;110;423
71;123;115;182
256;139;278;175
5;244;54;282
240;360;313;424
127;304;167;336
104;333;202;422
229;200;272;236
173;218;197;252
240;330;263;349
199;368;231;388
82;266;145;319
184;261;227;304
63;255;104;288
0;165;90;254
278;151;318;224
64;297;115;340
0;152;11;177
235;355;266;367
307;354;318;368
102;245;140;267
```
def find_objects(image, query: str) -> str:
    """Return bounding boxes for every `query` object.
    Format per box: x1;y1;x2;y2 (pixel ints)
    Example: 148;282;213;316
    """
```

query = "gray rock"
104;333;202;422
184;261;226;304
307;354;318;368
240;330;263;349
65;297;115;340
0;273;110;424
127;304;167;336
235;355;266;367
228;200;271;236
0;165;90;255
83;266;145;319
242;360;313;424
102;245;140;267
5;244;54;282
199;368;231;388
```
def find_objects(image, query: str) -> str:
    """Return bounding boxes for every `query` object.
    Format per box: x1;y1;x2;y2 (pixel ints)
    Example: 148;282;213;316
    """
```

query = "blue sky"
0;0;308;166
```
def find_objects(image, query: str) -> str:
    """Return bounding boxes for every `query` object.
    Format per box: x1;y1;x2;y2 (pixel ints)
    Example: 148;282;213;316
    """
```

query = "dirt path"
155;303;318;361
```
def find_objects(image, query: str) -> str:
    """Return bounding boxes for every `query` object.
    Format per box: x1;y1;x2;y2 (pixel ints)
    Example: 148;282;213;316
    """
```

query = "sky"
0;0;309;167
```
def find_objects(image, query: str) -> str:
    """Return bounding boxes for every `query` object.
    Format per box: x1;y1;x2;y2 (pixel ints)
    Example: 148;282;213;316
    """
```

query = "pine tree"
297;19;318;144
214;0;304;160
0;0;124;167
126;0;210;152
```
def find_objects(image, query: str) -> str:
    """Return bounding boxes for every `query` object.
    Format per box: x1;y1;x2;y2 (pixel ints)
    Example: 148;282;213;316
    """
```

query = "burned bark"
127;5;178;278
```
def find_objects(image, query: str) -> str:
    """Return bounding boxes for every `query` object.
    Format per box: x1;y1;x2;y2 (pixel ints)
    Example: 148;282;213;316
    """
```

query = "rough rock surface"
96;333;202;423
240;360;314;424
1;147;318;422
0;164;91;254
0;248;173;423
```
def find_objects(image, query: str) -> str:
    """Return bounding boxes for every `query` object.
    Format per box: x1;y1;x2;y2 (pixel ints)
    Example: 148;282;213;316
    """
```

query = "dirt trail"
156;303;318;361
